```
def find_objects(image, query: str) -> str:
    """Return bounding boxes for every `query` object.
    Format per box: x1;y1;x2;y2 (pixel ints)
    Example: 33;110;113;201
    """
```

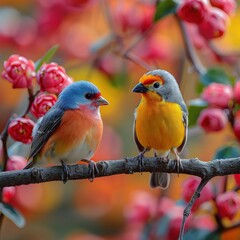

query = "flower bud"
1;55;36;88
3;187;16;203
202;83;233;108
6;155;27;171
182;177;213;211
112;2;154;33
216;191;240;220
233;81;240;104
233;112;240;141
124;191;155;224
210;0;236;15
37;62;72;94
234;174;240;186
8;118;35;144
167;206;192;240
30;92;57;118
198;8;228;39
198;108;227;132
177;0;209;24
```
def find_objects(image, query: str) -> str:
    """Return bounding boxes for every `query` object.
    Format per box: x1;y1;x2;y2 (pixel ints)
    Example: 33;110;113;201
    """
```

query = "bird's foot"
163;155;170;163
173;156;183;176
136;148;150;172
81;159;99;182
60;160;71;184
171;148;183;175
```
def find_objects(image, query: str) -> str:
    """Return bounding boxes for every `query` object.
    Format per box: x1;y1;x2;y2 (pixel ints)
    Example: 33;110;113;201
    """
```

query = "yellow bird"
132;69;188;189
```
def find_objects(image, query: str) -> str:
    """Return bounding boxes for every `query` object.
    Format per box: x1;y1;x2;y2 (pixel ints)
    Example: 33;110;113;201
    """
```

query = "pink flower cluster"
182;177;240;221
2;54;72;144
197;82;240;141
177;0;236;39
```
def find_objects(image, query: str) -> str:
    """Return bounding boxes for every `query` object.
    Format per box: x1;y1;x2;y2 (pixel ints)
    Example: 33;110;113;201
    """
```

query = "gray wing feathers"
28;108;64;161
177;111;188;154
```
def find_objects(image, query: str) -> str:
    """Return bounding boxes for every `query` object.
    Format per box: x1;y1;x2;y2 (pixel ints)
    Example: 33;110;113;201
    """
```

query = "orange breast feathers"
40;109;103;159
135;97;185;151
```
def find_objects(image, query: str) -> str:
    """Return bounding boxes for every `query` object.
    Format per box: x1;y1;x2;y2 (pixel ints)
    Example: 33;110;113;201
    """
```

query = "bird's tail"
149;172;170;189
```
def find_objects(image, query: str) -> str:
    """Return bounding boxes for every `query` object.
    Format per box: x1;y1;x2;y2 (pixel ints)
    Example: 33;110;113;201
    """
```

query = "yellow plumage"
132;70;188;189
135;91;185;151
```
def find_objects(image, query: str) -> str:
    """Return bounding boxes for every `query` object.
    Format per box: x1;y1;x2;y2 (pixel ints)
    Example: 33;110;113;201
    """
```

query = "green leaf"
188;99;208;127
0;203;25;228
200;68;231;86
213;145;240;160
184;229;220;240
35;45;59;72
154;0;178;22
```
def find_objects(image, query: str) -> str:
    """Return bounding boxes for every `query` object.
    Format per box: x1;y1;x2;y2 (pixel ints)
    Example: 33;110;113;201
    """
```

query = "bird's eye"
85;93;92;99
153;82;160;88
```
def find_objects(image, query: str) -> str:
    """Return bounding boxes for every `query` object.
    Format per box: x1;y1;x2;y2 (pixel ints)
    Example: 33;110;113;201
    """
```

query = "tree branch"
1;156;240;188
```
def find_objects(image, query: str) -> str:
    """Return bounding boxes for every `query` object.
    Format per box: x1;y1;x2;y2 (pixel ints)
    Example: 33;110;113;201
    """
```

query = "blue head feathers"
56;81;101;110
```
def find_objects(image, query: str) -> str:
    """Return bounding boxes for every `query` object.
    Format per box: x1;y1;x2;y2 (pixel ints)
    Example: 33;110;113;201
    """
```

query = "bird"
132;69;188;189
24;81;109;182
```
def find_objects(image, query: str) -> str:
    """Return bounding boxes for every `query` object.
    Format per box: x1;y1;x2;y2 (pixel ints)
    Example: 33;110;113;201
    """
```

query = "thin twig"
123;52;154;71
175;14;206;76
178;178;211;240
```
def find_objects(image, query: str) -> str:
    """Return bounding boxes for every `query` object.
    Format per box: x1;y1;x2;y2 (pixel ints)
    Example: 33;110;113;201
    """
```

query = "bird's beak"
132;83;148;93
95;96;109;106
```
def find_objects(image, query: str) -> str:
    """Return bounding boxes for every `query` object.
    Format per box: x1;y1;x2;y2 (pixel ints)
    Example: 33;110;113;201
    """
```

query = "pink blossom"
198;8;228;39
233;81;240;104
2;54;36;88
210;0;236;15
124;191;156;224
37;62;72;94
8;118;35;144
30;92;57;118
6;155;27;171
198;108;227;132
202;83;233;108
177;0;209;24
216;191;240;220
3;187;16;203
182;176;213;211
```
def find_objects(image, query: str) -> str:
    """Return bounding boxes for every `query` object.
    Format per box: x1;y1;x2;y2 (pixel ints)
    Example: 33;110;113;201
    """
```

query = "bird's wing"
177;111;188;154
28;108;64;160
133;118;145;152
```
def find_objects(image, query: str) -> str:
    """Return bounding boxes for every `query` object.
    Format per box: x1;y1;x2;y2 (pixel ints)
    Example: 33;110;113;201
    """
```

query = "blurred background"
0;0;240;239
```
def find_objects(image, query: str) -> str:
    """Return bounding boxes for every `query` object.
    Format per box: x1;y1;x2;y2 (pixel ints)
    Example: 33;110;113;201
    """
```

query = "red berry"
6;155;27;171
198;108;227;132
30;92;57;118
210;0;236;15
202;83;233;108
8;118;35;144
37;62;72;94
177;0;209;24
216;191;240;220
2;55;36;89
198;8;227;39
